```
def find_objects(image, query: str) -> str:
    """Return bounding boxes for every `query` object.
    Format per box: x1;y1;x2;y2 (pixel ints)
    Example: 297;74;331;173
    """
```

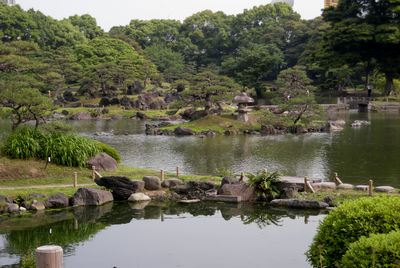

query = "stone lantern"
233;93;254;122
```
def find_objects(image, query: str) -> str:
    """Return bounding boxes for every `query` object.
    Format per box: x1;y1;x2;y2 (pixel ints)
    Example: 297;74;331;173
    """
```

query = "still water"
69;112;400;187
0;203;324;268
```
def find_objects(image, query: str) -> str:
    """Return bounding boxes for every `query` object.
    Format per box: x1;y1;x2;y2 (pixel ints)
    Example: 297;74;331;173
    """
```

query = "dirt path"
0;183;96;190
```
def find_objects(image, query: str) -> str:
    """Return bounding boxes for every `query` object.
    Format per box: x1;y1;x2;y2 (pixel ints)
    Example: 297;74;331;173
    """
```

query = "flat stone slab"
375;186;396;193
270;199;329;209
205;195;242;203
313;182;337;190
337;183;354;190
355;185;369;191
179;199;201;204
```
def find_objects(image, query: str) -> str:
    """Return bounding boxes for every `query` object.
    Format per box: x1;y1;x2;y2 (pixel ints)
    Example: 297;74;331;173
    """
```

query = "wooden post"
176;167;180;178
160;170;165;181
334;172;343;185
304;177;316;193
240;172;244;182
92;166;96;181
73;172;78;188
48;91;51;99
36;245;63;268
368;180;373;196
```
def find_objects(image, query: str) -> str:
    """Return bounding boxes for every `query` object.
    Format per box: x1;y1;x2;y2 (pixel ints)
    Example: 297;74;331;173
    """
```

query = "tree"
322;0;400;95
222;44;285;97
144;44;185;82
185;70;241;114
276;66;320;125
66;14;104;39
74;37;158;96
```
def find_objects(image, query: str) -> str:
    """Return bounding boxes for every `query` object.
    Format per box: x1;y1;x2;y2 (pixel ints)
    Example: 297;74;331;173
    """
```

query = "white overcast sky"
17;0;323;31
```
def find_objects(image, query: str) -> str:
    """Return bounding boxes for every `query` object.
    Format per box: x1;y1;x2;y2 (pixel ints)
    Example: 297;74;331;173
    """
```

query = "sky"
17;0;323;31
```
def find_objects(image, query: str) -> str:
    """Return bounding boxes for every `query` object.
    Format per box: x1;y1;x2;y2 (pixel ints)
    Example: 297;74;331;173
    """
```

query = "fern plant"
247;169;282;199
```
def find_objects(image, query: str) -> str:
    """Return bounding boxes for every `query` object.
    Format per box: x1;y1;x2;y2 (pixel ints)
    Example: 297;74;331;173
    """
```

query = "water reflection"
0;202;324;267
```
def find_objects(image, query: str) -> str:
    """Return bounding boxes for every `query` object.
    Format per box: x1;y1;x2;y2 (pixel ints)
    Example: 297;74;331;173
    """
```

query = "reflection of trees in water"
0;202;324;266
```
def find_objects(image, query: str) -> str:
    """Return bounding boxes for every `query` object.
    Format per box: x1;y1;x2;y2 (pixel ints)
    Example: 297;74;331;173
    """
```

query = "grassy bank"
0;157;218;199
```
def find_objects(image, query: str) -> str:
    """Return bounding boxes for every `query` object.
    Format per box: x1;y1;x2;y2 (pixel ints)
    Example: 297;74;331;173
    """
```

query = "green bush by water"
307;196;400;268
2;127;120;167
341;231;400;268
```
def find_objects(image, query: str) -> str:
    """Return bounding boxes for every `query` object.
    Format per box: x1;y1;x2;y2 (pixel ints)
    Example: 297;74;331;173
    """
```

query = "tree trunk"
204;94;212;115
383;73;394;96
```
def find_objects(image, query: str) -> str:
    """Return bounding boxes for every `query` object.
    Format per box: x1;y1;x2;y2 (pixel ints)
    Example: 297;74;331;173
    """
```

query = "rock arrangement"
0;174;398;215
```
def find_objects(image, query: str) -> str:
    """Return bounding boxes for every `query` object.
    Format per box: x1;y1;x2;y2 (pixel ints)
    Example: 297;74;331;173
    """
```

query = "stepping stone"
313;182;337;190
355;185;369;191
337;183;354;190
375;186;396;193
205;195;242;203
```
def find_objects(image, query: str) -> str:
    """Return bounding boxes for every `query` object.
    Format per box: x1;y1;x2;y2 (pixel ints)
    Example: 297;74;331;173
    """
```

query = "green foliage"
95;141;121;162
215;167;234;178
307;196;400;268
341;231;400;268
66;14;104;39
2;127;120;167
247;169;281;199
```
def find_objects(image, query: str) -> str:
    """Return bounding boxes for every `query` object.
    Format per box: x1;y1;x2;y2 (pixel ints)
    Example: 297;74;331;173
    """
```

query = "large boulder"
7;203;20;213
218;183;256;202
72;188;113;206
143;176;162;191
172;181;216;200
174;127;194;136
44;193;69;209
161;178;184;189
87;153;117;171
95;176;142;200
29;201;45;211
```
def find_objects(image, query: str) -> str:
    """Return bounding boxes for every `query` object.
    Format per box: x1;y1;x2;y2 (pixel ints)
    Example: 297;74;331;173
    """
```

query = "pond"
67;111;400;187
0;202;325;268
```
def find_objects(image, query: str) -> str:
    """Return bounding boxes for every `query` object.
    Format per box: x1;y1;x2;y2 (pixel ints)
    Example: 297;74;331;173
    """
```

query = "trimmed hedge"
307;196;400;267
341;231;400;268
2;127;121;167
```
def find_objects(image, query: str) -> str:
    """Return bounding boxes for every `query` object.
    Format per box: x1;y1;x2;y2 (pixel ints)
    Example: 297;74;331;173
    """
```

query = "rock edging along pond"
144;120;345;136
1;175;398;215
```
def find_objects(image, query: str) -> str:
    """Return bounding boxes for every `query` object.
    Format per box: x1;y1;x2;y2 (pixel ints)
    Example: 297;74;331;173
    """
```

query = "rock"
224;130;237;136
288;125;307;134
179;199;201;204
270;199;329;209
355;185;369;191
280;187;298;199
120;96;132;108
95;176;142;200
325;120;346;132
72;188;113;206
87;153;117;171
136;112;147;120
172;181;216;200
260;125;277;135
220;177;236;187
7;203;20;213
217;183;256;202
337;183;354;190
143;176;161;191
128;193;151;202
323;196;335;207
161;179;184;189
44;193;69;209
375;186;396;193
72;112;92;120
19;207;27;212
174;127;194;136
351;120;371;128
63;90;79;102
30;201;45;211
313;182;337;190
180;109;206;121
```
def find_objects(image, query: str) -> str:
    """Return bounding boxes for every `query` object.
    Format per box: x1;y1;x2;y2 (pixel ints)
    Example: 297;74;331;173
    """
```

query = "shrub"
3;127;120;167
95;141;121;162
247;169;281;199
341;231;400;268
307;196;400;268
3;127;44;159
